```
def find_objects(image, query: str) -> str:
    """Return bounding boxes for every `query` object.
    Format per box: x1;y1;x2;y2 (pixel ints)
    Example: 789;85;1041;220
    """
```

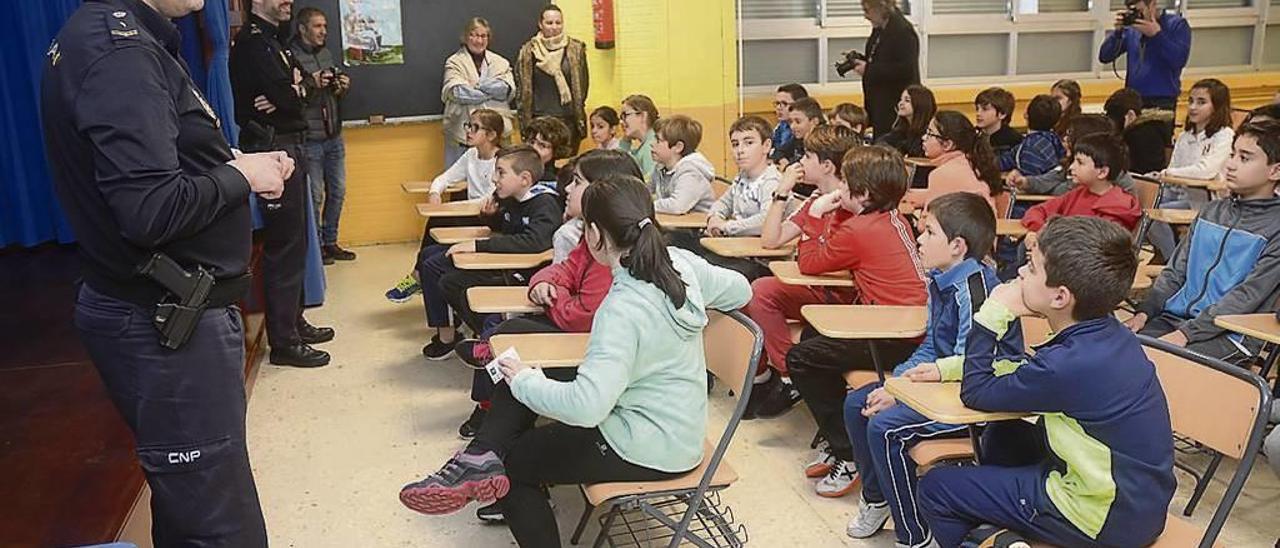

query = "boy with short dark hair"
916;216;1176;548
522;116;574;185
842;192;1024;546
650;114;716;214
974;87;1023;156
419;145;564;360
1127;120;1280;365
1021;133;1141;232
696;115;783;280
771;83;809;163
1104;88;1172;174
999;94;1065;176
779;97;826;167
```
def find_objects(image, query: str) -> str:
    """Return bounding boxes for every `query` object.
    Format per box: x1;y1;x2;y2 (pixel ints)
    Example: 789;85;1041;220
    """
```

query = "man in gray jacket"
292;7;355;263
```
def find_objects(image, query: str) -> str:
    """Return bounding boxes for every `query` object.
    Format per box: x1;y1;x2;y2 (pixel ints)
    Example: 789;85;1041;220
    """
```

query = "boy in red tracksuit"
1021;133;1141;232
744;129;927;421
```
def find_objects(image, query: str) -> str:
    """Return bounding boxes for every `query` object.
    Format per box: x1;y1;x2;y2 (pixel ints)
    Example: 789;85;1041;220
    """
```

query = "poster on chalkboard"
339;0;404;65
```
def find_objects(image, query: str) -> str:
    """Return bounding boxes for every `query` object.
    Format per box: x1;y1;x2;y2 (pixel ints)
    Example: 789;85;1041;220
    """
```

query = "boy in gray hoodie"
649;115;717;215
1126;120;1280;365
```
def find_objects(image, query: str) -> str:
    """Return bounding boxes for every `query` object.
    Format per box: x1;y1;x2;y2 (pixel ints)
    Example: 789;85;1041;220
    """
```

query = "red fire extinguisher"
592;0;615;50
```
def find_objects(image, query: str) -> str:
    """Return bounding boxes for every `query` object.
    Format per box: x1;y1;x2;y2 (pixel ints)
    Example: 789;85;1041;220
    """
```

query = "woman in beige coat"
442;18;515;166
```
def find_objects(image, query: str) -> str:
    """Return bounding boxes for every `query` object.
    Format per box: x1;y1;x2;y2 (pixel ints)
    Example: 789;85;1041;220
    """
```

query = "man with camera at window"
1099;0;1191;142
291;6;356;264
835;0;920;139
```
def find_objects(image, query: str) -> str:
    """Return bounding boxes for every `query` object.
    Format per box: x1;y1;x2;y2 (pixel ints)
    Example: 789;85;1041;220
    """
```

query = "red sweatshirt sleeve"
1095;190;1143;232
796;211;862;275
529;242;612;333
1020;195;1065;233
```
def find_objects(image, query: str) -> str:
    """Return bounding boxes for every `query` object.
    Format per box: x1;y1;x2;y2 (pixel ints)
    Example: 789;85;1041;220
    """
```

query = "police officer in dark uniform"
231;0;334;368
41;0;288;544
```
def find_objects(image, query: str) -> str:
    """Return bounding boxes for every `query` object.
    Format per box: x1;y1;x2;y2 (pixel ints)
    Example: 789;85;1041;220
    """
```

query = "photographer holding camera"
838;0;920;139
292;6;357;264
1098;0;1190;142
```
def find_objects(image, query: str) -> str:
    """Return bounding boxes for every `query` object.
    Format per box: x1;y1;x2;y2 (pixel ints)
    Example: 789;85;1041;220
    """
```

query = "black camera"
1119;5;1143;25
834;50;867;78
321;66;344;87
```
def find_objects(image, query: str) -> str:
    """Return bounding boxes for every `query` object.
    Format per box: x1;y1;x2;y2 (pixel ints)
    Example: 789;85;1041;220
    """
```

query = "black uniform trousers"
666;229;773;281
75;284;266;547
261;141;309;348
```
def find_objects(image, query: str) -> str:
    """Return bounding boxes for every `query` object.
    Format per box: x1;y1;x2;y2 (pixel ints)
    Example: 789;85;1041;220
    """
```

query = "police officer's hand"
1132;16;1161;37
228;151;292;200
253;95;277;114
853;59;868;76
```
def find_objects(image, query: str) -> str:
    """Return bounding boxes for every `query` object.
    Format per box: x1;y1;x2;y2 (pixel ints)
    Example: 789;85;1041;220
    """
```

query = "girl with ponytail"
906;110;1003;212
399;174;752;546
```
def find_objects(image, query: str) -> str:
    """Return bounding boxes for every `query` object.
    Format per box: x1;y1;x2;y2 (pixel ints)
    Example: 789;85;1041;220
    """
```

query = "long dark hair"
1051;79;1082;136
581;175;687;308
1187;78;1233;137
894;85;937;141
576;149;643;182
933;110;1002;195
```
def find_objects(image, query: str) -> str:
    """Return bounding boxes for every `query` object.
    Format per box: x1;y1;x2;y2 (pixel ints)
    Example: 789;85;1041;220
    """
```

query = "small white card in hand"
486;347;521;384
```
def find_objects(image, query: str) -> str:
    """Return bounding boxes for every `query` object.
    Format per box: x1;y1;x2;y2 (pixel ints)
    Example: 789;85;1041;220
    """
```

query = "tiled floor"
246;242;1280;547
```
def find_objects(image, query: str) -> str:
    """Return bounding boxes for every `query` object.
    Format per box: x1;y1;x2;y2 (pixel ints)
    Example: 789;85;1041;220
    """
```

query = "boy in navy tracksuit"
842;192;1024;547
419;145;563;360
1126;121;1280;366
913;216;1175;547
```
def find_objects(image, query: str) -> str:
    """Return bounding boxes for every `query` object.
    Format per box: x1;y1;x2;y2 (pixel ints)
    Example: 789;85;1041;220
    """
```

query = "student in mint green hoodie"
399;174;752;547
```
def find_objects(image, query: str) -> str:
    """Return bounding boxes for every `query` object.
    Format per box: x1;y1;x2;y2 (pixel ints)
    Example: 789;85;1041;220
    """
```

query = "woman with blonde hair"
442;17;516;166
515;4;590;150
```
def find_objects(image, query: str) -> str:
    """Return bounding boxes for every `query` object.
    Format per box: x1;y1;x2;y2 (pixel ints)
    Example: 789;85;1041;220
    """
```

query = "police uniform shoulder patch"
105;9;141;42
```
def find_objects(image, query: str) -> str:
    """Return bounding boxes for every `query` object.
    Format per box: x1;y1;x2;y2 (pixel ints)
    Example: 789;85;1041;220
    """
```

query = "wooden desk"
402;180;467;194
699;237;795;258
801;305;927;340
489;333;589;368
996;219;1028;237
416;201;482;218
1130;271;1153;291
1160;174;1222;190
1145;208;1197;225
656;211;709;229
429;226;491;244
1014;194;1054;202
768;261;855;287
466;286;540;314
1214;313;1280;378
452;250;552;270
884;377;1030;424
905;157;933;169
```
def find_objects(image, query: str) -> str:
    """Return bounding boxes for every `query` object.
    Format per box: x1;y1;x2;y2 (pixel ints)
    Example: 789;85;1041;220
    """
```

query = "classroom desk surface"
489;333;590;368
429;226;491;244
884;377;1031;424
466;286;540;314
1014;193;1054;202
402;180;466;194
699;237;795;258
996;219;1028;237
1213;314;1280;345
801;305;927;339
768;261;855;287
452;250;552;270
416;201;482;218
656;211;709;229
905;157;933;168
1145;208;1197;225
1160;174;1222;190
1130;271;1153;291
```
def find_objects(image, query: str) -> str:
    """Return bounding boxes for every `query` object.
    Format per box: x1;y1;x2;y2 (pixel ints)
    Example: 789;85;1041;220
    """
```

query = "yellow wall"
338;0;740;246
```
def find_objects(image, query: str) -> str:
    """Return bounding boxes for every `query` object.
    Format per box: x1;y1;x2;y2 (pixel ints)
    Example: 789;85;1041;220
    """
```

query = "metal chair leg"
591;507;619;548
1183;452;1223;516
570;490;594;545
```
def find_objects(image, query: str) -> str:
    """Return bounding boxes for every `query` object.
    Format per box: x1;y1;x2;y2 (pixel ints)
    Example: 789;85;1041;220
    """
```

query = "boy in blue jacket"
914;216;1175;547
842;192;1024;547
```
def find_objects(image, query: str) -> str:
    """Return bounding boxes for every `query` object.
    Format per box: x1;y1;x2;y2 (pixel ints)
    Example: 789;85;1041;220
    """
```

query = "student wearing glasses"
619;94;660;181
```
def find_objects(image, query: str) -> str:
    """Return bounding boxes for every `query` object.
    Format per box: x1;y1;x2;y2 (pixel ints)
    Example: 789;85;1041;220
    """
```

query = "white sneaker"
815;459;858;498
805;440;837;478
846;497;891;538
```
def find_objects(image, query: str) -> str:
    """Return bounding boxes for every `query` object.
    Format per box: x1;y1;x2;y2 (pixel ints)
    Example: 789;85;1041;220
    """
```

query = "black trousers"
75;284;266;547
414;216;478;270
261;142;309;348
667;229;772;281
471;315;563;403
472;369;684;547
787;329;918;461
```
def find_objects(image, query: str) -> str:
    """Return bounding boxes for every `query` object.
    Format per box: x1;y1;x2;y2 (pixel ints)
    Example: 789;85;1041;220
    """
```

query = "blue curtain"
0;0;81;248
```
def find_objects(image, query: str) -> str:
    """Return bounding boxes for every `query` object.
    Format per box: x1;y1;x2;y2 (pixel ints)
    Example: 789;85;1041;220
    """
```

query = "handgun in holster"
138;252;214;350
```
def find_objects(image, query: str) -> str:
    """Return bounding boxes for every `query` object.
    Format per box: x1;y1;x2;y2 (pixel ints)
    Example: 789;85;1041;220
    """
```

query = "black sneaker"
422;335;457;361
754;376;801;419
741;373;779;421
456;339;493;369
458;405;487;439
325;244;357;261
320;249;336;265
476;502;504;524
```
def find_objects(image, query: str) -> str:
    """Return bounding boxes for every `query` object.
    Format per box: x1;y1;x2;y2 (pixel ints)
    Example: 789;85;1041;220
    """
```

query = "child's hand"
902;363;941;382
426;192;443;205
861;387;897;417
705;215;727;236
809;188;845;218
1124;312;1148;333
499;356;533;382
990;280;1032;317
529;282;559;306
446;240;477;256
1006;170;1026;190
479;195;498;216
778;162;804;195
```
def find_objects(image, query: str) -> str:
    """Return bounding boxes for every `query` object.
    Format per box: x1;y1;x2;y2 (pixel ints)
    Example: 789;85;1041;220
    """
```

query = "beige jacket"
442;48;516;144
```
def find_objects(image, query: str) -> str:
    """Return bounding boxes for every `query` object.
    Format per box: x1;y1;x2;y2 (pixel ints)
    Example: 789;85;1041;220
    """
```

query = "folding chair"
1141;336;1272;547
570;310;762;547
